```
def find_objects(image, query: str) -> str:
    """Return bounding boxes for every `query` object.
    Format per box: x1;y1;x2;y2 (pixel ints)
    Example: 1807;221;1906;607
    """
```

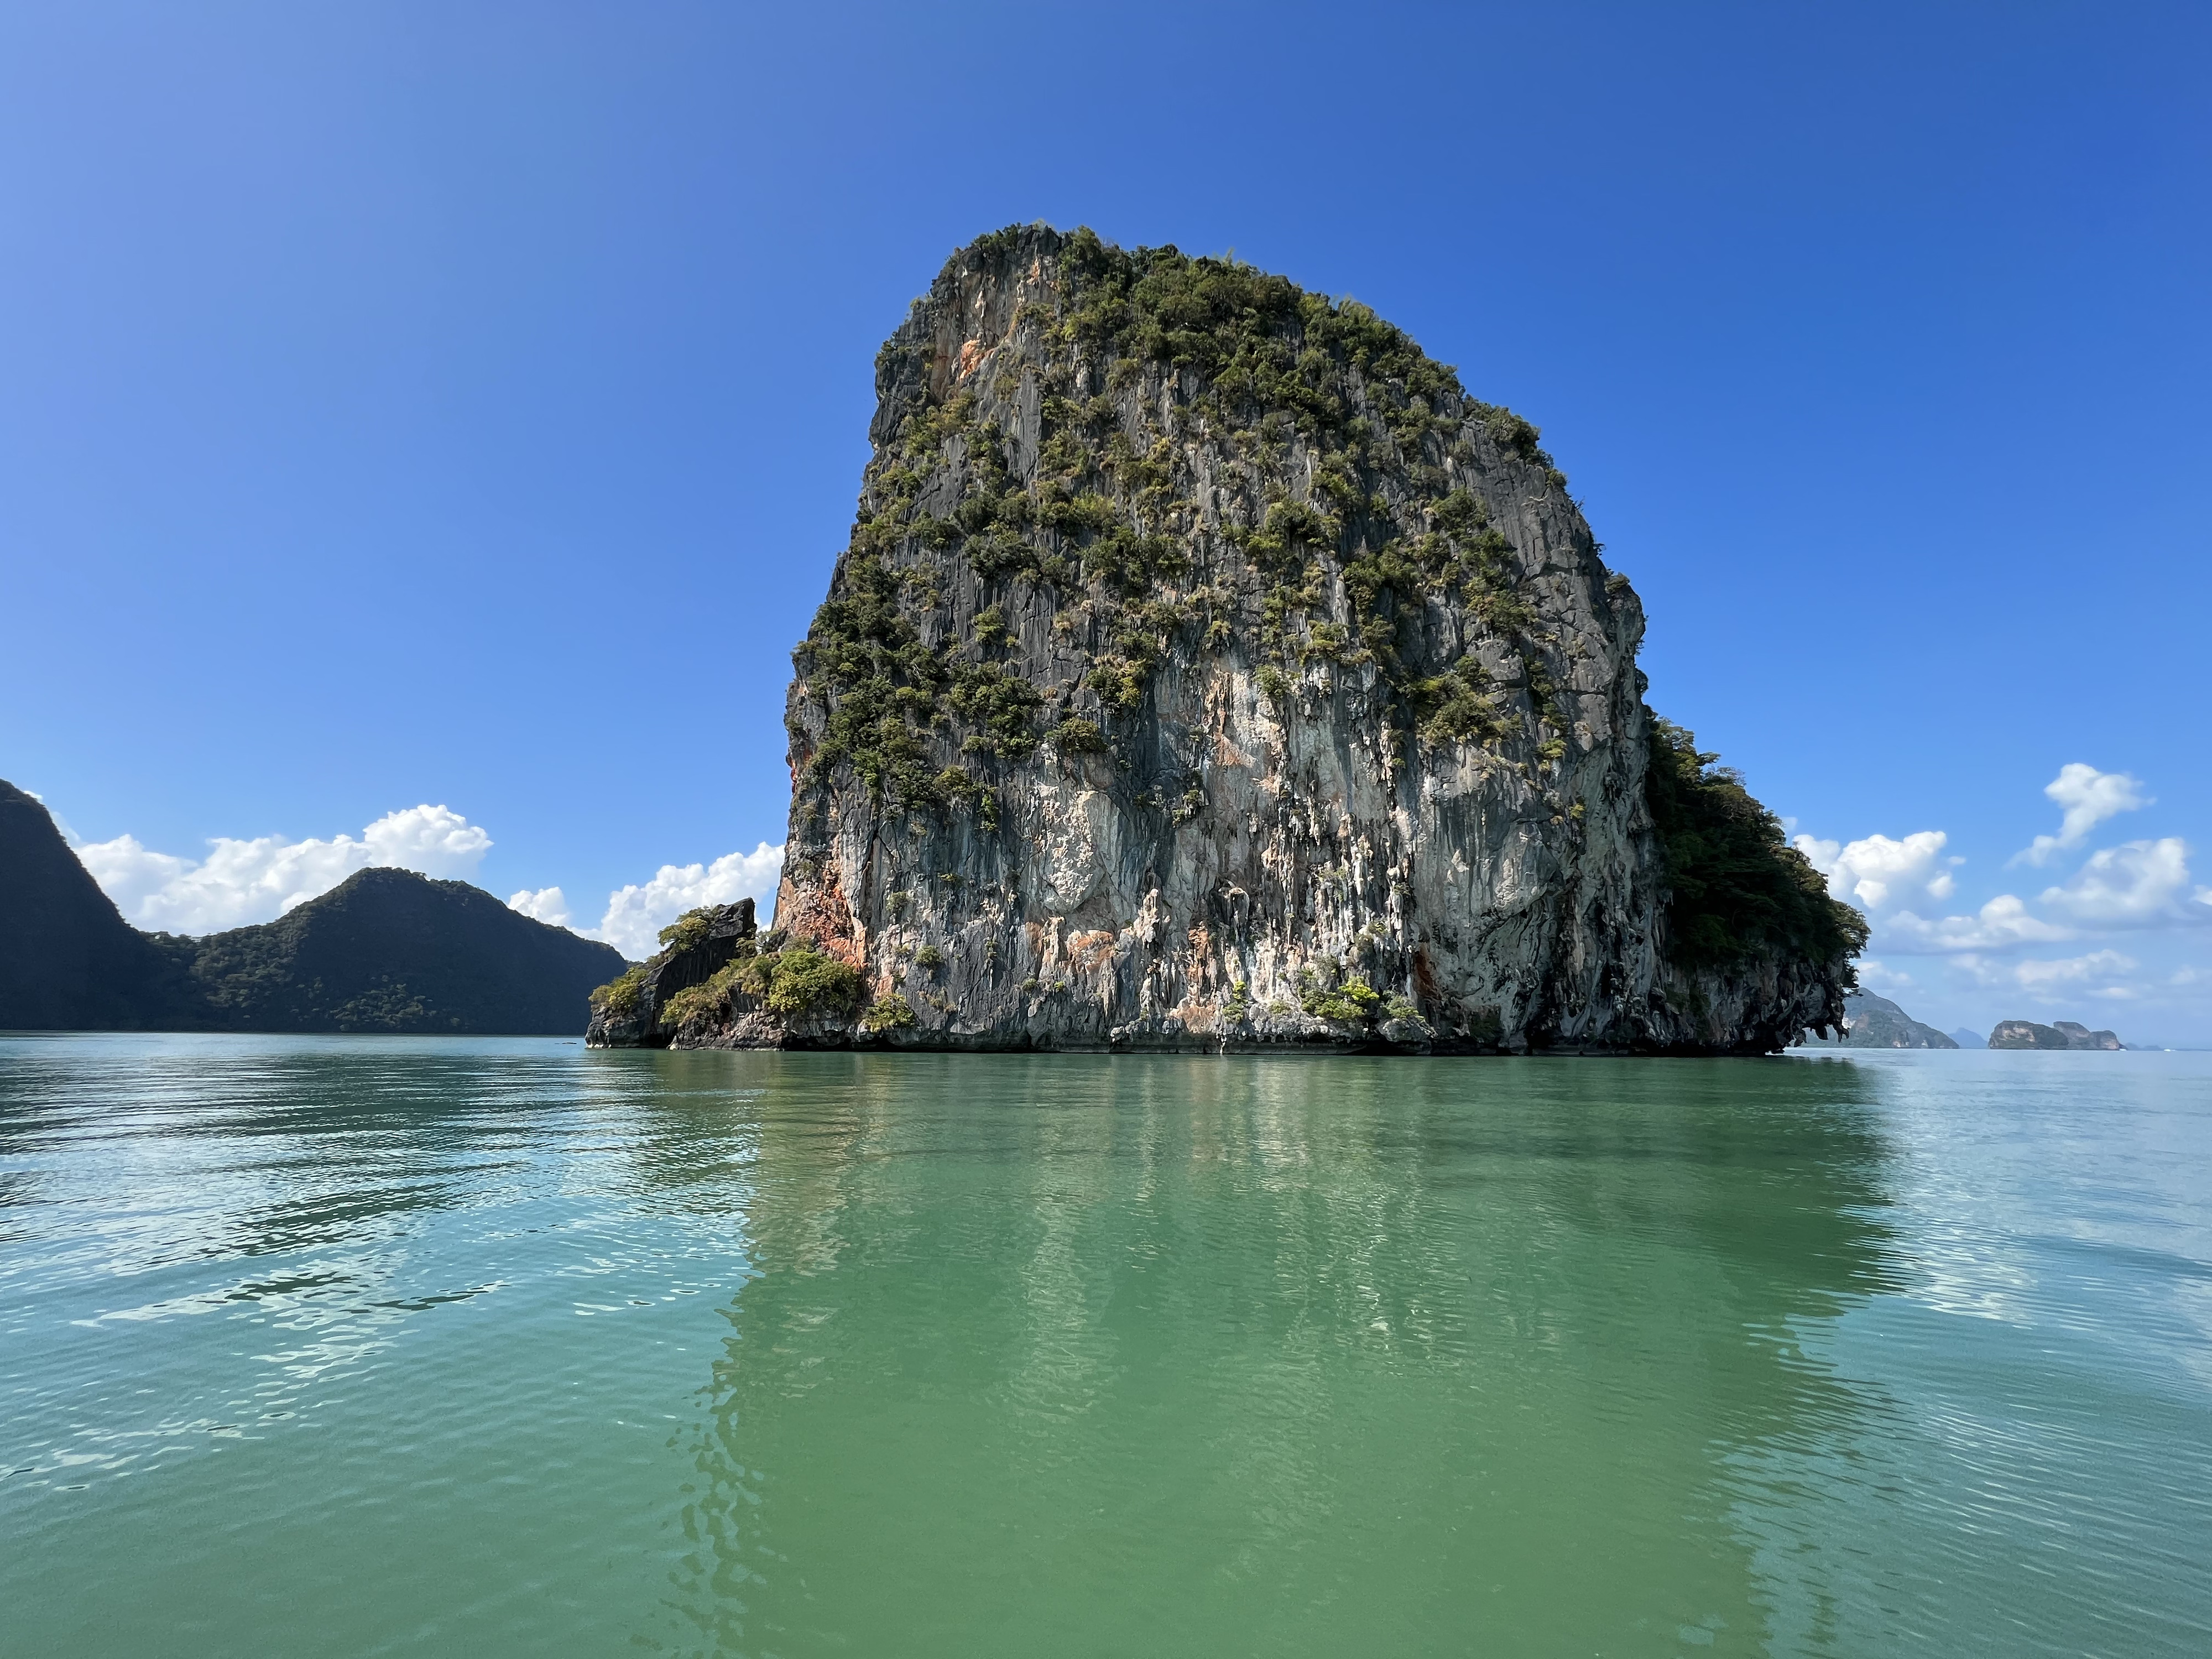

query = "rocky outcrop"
588;899;764;1047
1989;1019;2124;1051
584;898;894;1050
612;226;1862;1056
1801;992;1958;1048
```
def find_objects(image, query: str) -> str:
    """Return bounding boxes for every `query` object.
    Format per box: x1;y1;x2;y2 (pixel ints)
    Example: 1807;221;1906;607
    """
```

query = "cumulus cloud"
1943;947;2176;1010
1880;894;2073;953
507;886;573;928
1793;830;1956;911
75;835;197;920
2011;950;2141;1001
77;806;492;935
2013;763;2150;867
586;843;785;959
359;805;494;874
1795;783;2203;963
2037;838;2208;929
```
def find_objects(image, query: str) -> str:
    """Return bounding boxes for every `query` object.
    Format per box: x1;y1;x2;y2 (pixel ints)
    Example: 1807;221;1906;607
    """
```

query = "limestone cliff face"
634;226;1857;1055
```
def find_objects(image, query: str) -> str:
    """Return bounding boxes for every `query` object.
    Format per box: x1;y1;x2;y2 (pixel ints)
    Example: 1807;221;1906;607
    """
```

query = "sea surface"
1;1036;2205;1657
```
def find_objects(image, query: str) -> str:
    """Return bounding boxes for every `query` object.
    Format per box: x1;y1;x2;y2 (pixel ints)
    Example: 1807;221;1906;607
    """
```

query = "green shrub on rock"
658;954;754;1030
1297;969;1382;1024
1047;717;1109;754
1645;718;1867;972
741;946;866;1019
860;993;917;1035
655;908;717;954
589;965;645;1016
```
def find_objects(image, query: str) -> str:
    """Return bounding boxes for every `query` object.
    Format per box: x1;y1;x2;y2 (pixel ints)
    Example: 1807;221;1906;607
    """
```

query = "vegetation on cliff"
1643;719;1866;972
794;226;1585;817
587;904;867;1045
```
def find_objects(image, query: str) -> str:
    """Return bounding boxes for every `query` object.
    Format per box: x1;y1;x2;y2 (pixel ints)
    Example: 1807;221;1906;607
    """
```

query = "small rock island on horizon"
589;225;1866;1056
1989;1019;2126;1051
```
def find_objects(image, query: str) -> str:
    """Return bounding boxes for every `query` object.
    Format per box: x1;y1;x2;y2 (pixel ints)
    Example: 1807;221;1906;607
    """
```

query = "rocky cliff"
594;225;1861;1055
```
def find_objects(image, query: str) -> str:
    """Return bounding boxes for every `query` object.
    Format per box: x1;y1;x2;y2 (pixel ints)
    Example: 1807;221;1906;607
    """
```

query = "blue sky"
2;2;2206;1037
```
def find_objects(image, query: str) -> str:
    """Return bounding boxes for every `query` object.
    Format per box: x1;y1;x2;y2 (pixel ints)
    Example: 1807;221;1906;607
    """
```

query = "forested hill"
0;779;187;1029
160;868;627;1034
1;780;624;1035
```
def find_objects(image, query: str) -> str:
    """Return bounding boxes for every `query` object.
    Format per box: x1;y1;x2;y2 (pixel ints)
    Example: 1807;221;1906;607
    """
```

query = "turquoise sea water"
1;1036;2205;1657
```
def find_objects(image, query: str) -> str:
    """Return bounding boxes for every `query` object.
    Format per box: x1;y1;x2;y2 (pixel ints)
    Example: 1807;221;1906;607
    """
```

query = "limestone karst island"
13;13;2204;1653
587;225;1866;1056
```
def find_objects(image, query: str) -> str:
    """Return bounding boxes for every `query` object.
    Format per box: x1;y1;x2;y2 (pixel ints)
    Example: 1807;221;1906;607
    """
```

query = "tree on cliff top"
1644;718;1866;973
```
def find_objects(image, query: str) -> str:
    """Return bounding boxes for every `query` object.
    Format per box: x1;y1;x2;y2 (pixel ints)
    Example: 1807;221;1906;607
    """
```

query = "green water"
1;1039;2205;1656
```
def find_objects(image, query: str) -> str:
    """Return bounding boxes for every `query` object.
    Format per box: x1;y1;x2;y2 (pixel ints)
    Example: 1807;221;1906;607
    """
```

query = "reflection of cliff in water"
656;1054;1901;1658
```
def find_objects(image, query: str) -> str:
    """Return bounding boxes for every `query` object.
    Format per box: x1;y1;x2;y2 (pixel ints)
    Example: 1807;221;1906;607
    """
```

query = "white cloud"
2012;950;2140;1000
1881;893;2074;953
76;805;492;935
1947;947;2165;1009
1855;958;1913;991
586;843;785;960
2013;763;2150;866
2038;837;2207;929
75;834;197;920
507;886;573;927
1794;830;1955;911
361;805;493;875
69;792;788;958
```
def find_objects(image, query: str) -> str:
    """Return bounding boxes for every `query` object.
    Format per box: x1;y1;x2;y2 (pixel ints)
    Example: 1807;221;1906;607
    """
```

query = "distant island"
2;779;622;1035
1799;992;1958;1048
588;224;1865;1056
1791;990;2137;1051
1989;1019;2124;1051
